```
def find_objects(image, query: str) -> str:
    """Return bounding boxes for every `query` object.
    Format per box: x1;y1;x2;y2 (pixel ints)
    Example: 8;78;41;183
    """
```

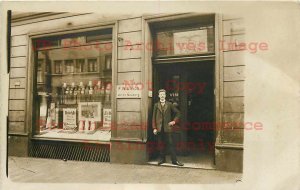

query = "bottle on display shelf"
66;84;71;105
88;80;94;101
55;102;59;128
62;82;67;104
103;84;112;126
65;89;68;105
105;83;112;103
68;84;73;104
84;119;90;132
88;80;92;87
90;121;96;131
69;82;75;104
73;84;79;104
66;83;71;104
79;120;84;132
74;83;78;104
79;82;84;102
77;85;81;103
94;80;101;102
80;83;85;102
73;82;78;104
84;85;89;102
57;87;62;105
100;84;105;103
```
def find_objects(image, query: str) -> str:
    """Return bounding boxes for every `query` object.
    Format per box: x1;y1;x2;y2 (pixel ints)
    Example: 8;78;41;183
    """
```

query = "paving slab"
7;156;242;183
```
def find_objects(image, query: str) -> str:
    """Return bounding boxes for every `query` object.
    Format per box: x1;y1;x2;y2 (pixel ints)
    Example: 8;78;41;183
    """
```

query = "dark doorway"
149;60;215;168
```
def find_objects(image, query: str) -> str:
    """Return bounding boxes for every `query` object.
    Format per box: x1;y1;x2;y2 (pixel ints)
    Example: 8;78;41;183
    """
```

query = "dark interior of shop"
149;61;215;168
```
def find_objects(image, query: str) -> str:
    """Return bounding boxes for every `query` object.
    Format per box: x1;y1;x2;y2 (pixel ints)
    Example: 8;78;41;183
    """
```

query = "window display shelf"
33;128;111;142
51;72;100;76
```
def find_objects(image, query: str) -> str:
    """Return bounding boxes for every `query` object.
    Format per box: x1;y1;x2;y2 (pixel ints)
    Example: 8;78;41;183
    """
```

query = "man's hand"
168;121;176;126
153;129;158;135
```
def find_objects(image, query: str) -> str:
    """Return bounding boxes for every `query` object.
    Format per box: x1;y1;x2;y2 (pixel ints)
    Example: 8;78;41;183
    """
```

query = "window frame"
26;23;117;143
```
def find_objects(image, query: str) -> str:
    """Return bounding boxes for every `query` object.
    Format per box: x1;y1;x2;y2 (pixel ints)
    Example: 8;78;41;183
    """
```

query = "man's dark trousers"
157;124;177;162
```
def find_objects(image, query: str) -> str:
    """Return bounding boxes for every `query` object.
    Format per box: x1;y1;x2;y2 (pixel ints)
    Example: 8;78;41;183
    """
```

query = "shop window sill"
32;129;111;144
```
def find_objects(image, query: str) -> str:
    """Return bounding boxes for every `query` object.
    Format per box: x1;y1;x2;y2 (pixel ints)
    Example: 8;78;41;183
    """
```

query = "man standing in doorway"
152;89;184;166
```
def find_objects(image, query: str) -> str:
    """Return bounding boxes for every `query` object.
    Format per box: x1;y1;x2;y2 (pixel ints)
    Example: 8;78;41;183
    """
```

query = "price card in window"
103;108;112;128
63;108;77;130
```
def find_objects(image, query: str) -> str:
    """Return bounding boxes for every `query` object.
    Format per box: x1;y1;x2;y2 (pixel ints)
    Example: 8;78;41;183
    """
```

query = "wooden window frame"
26;22;118;143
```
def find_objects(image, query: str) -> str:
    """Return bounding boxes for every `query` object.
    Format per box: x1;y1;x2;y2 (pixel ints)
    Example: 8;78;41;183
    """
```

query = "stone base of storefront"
8;135;29;157
110;141;148;164
215;145;243;173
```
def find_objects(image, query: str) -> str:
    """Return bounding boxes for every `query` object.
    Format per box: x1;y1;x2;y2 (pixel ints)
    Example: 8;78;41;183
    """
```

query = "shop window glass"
33;29;113;141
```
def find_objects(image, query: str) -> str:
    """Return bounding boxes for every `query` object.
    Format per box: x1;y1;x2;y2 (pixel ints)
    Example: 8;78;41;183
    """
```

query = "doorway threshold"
147;155;216;170
147;161;216;170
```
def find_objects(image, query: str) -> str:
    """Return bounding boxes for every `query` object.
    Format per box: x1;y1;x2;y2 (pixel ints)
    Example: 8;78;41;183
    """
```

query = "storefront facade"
8;12;245;172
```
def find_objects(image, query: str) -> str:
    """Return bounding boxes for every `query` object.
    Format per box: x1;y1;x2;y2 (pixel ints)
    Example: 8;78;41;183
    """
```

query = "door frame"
143;13;222;163
153;60;216;155
143;13;223;164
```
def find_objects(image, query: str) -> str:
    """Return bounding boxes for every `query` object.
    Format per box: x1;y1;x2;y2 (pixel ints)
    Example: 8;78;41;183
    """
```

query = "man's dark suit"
152;101;181;162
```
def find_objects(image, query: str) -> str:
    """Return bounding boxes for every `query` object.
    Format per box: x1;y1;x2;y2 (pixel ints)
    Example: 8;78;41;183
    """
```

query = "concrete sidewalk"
7;156;242;183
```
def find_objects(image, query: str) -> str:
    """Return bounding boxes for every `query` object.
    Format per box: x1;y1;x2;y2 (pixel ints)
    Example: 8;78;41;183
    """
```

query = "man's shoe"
172;161;184;166
158;159;165;165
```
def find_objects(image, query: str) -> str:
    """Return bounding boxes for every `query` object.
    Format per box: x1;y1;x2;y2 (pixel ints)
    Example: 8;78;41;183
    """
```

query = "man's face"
158;91;166;102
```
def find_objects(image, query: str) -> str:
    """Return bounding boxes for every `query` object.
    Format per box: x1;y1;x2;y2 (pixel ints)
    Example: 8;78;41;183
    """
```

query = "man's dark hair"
158;89;166;94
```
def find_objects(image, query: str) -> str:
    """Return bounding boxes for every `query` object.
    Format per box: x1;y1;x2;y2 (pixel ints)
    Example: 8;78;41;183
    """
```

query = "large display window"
32;28;113;141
